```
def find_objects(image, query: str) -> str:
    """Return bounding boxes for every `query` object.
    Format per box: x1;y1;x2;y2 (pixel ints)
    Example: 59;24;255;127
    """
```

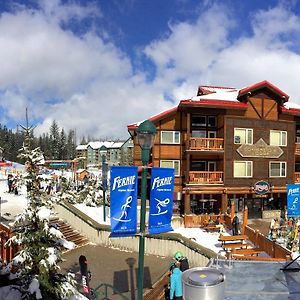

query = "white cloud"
2;1;300;142
143;3;300;105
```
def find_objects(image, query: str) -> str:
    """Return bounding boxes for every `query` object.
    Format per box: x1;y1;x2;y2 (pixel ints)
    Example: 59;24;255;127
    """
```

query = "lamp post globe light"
136;120;156;300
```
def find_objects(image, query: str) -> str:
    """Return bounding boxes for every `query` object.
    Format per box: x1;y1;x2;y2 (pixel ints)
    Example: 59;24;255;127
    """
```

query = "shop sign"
237;138;283;158
253;180;270;195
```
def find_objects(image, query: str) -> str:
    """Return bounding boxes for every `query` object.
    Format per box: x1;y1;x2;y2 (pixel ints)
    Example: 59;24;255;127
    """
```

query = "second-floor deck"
186;137;224;151
189;171;300;184
189;171;224;184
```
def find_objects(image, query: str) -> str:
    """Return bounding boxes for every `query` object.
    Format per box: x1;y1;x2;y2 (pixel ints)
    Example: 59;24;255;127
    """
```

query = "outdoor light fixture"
100;147;108;222
136;120;156;165
136;119;156;300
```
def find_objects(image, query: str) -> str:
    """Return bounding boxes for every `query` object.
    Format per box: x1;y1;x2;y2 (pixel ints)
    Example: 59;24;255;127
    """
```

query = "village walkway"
60;244;171;300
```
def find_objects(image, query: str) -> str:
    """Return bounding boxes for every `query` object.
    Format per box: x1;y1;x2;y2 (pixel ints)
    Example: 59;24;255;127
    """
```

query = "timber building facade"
128;80;300;220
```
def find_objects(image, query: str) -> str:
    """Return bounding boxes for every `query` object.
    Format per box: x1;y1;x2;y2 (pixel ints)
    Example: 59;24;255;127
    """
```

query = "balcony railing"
189;171;224;184
296;143;300;154
187;137;224;151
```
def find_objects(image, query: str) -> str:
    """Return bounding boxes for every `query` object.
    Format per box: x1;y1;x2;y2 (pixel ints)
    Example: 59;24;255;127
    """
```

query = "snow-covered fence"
0;223;16;263
54;202;214;268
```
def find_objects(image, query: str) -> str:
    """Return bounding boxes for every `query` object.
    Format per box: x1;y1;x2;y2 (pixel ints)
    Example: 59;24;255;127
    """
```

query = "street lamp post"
136;120;156;300
100;150;108;223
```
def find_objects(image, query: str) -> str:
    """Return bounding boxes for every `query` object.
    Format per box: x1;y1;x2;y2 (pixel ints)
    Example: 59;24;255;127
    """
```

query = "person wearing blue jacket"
169;261;183;300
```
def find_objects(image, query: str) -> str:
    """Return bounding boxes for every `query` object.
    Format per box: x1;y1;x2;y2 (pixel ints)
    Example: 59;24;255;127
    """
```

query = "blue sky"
1;0;300;140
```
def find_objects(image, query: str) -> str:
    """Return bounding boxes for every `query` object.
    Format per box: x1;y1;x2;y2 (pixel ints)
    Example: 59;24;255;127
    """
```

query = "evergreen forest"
0;120;77;163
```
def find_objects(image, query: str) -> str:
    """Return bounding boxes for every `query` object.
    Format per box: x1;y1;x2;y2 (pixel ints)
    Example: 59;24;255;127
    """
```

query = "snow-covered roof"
191;88;239;102
76;145;87;150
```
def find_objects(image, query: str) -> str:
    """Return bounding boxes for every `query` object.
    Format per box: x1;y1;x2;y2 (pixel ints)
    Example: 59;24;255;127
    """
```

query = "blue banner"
148;167;174;234
287;184;300;217
110;166;138;237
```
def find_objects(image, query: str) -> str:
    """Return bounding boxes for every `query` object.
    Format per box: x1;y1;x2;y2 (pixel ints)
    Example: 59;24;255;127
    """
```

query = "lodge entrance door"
245;198;262;219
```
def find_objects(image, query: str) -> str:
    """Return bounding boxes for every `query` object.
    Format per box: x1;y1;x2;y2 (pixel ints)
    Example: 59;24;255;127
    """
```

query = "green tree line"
0;120;77;163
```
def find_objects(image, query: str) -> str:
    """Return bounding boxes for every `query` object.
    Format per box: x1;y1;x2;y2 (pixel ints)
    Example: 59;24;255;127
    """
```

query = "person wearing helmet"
169;260;183;300
174;251;189;272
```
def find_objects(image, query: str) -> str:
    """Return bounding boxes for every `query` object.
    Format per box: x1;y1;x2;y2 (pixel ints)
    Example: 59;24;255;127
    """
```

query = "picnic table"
218;234;248;245
222;242;250;251
231;248;264;256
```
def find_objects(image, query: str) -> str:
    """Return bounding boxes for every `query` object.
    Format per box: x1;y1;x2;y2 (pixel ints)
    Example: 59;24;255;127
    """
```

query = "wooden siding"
153;145;181;159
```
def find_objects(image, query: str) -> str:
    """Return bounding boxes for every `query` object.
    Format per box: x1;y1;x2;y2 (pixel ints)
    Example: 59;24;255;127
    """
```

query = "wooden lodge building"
127;80;300;220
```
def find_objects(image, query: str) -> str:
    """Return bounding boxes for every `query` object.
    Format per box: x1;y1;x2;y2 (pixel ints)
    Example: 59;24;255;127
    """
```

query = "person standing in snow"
232;213;240;236
169;261;183;300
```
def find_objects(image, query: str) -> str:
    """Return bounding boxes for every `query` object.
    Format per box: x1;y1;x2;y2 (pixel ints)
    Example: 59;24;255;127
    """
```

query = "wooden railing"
244;226;290;259
187;137;224;151
189;171;223;184
184;214;224;228
0;223;15;262
296;143;300;154
295;172;300;183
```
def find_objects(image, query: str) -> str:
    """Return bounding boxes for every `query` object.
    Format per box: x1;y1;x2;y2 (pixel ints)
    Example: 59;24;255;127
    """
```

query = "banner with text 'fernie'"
110;166;138;237
287;184;300;217
148;167;174;234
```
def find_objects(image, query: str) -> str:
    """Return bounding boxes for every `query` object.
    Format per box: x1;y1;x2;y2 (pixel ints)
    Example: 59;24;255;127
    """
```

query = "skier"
173;251;189;272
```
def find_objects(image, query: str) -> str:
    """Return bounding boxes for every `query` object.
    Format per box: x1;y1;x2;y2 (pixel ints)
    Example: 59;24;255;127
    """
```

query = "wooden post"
242;206;248;235
230;199;235;220
221;193;227;214
184;191;191;215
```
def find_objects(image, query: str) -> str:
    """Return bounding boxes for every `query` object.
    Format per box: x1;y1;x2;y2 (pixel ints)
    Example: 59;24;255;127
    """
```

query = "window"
270;130;287;146
270;162;286;177
192;130;206;138
161;131;180;144
191;115;217;127
160;160;180;176
192;115;206;126
234;128;253;144
234;161;252;177
208;116;216;127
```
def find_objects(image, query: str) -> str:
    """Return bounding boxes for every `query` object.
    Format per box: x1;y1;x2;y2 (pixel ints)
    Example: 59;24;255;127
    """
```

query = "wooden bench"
231;248;264;256
218;234;248;245
202;225;221;232
222;242;249;250
231;255;290;261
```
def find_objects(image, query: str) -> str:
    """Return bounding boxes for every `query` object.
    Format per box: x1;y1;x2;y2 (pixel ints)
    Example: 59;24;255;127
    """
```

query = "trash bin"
182;267;225;300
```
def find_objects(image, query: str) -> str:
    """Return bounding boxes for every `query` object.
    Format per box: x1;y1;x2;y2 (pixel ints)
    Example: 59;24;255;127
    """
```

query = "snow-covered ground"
0;171;231;299
0;175;226;254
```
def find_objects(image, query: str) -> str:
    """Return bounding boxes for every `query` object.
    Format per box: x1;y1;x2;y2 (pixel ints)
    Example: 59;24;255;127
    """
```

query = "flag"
148;167;174;234
110;166;138;237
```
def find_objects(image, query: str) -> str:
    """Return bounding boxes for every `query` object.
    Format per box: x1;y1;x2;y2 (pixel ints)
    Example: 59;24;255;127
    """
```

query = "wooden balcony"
296;143;300;155
189;171;224;184
295;172;300;183
187;137;224;151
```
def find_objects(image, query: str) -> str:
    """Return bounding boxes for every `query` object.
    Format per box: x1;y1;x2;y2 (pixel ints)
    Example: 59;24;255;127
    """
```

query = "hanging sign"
110;166;138;237
148;167;174;234
287;184;300;217
253;180;270;195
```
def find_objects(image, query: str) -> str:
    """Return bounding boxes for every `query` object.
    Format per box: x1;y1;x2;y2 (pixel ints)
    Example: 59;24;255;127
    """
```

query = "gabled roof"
127;80;300;131
238;80;289;101
197;85;236;96
127;106;178;130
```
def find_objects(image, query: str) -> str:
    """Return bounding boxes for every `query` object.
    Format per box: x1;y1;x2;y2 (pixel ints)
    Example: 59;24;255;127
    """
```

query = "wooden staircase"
50;217;89;248
144;271;170;300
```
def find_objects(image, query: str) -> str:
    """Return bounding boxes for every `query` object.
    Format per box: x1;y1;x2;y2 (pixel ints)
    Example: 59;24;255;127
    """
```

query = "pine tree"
66;130;76;160
59;129;67;160
50;120;60;160
7;128;76;299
